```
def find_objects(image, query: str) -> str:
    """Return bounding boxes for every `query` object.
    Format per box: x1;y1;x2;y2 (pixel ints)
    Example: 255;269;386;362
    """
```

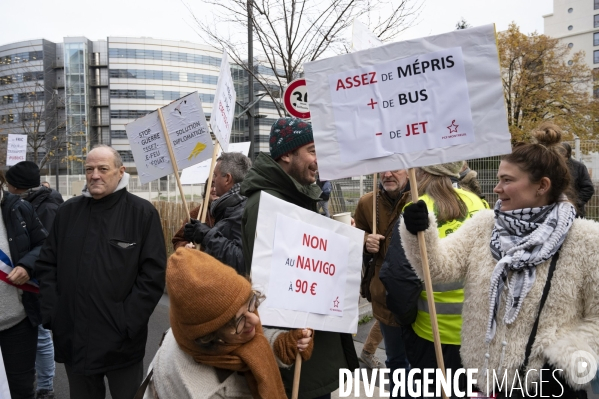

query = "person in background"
0;170;48;399
353;170;411;393
142;248;312;399
36;145;166;399
401;123;598;397
459;161;485;200
184;152;252;274
241;117;359;399
41;182;51;189
172;177;218;250
316;176;332;217
5;161;63;399
562;142;594;218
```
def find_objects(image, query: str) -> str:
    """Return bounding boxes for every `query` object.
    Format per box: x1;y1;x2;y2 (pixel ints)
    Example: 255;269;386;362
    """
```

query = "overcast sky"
0;0;553;48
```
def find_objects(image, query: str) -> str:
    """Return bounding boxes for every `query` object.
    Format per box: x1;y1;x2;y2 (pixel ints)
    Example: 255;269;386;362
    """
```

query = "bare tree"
187;0;421;116
455;17;470;30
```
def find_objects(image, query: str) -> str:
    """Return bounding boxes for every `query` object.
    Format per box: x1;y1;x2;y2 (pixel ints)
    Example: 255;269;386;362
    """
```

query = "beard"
287;159;315;186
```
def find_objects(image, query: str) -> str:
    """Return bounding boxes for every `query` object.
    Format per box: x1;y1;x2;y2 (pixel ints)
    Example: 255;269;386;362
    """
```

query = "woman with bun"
142;248;313;399
400;123;598;397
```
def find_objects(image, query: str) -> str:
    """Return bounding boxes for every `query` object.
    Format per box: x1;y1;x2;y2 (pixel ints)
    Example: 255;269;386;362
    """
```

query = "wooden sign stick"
200;142;220;223
291;355;302;399
157;108;190;221
408;168;449;399
372;173;377;235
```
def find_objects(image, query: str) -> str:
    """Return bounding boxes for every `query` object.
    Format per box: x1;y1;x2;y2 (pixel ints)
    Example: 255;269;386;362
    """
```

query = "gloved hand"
273;329;314;364
403;200;430;235
184;219;211;244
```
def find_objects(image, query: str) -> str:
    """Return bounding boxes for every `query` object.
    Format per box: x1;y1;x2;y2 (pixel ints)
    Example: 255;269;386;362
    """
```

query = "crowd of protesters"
0;118;597;399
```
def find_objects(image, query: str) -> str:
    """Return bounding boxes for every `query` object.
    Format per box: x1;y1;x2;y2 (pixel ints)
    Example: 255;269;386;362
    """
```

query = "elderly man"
354;170;411;394
182;152;251;274
36;145;166;399
241;117;359;399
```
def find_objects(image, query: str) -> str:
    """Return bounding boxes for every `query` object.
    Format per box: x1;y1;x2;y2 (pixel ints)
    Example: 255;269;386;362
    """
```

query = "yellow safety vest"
407;188;487;345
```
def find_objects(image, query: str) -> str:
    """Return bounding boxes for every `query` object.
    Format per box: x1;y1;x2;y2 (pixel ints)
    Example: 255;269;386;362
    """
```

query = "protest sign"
250;192;363;334
351;20;383;51
126;92;213;184
180;141;251;185
6;134;27;166
304;24;511;180
211;51;236;151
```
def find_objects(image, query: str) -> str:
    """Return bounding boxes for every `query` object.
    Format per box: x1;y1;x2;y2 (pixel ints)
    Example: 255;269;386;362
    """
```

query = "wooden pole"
291;355;302;399
200;142;220;223
372;173;377;235
157;108;190;221
408;168;449;399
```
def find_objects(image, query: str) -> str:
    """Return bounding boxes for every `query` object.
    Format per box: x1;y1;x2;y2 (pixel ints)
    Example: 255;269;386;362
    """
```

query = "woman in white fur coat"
400;123;599;398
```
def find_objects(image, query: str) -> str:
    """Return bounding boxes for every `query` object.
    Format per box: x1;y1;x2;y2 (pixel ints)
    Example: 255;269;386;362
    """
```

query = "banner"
351;20;383;51
250;192;363;333
211;51;236;151
304;24;511;180
125;92;214;184
6;134;27;166
180;141;251;185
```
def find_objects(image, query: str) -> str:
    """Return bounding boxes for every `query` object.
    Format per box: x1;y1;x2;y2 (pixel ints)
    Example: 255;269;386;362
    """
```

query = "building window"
568;25;573;30
108;48;221;67
596;15;599;28
110;130;128;138
568;7;573;13
109;89;214;103
568;43;574;48
109;69;218;85
117;151;135;162
595;50;599;64
595;32;599;46
596;0;599;10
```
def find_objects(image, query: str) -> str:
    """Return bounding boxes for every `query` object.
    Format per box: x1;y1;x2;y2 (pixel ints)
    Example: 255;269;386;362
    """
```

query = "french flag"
0;249;39;294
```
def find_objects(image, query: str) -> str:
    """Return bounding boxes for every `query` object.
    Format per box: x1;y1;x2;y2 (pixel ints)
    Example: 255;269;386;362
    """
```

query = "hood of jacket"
25;186;64;209
240;152;322;209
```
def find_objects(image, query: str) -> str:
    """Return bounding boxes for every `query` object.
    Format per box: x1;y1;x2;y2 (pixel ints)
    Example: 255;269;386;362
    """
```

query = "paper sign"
211;51;236;151
250;192;364;333
268;213;350;317
352;20;383;51
330;47;474;163
0;347;10;399
126;92;214;184
6;134;27;166
180;141;251;185
304;24;511;180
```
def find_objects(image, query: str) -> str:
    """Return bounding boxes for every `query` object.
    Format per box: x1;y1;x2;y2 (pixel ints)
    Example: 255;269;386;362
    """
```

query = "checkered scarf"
485;198;576;343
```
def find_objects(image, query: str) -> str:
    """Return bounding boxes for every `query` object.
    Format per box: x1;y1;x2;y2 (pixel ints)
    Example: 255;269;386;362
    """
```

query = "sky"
0;0;553;49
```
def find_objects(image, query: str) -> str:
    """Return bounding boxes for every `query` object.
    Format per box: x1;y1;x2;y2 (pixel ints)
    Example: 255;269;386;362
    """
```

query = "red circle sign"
283;78;310;119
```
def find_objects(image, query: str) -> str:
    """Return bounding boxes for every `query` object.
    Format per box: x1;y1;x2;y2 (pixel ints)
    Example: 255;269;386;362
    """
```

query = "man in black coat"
184;152;251;275
36;145;166;399
5;160;63;399
562;143;595;217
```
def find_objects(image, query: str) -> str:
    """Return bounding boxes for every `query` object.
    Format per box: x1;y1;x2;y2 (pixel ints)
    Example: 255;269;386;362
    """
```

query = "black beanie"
269;117;314;160
5;161;40;189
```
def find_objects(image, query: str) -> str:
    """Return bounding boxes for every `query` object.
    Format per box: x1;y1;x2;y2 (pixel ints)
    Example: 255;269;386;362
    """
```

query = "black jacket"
201;191;246;275
25;187;63;230
378;219;422;326
1;191;48;326
567;158;594;217
36;188;166;375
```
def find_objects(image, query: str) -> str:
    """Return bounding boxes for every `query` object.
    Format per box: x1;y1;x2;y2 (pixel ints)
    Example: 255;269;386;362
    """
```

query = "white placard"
268;214;349;317
0;346;10;399
180;141;251;185
304;24;511;180
211;51;236;151
251;192;364;333
330;47;474;163
126;92;214;184
6;134;27;166
352;20;383;51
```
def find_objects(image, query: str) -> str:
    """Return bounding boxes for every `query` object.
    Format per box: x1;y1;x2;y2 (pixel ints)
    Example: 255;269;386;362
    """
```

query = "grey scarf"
485;198;576;343
209;182;244;218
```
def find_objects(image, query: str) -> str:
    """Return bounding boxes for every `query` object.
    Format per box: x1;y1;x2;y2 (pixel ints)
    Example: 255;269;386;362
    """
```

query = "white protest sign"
304;24;511;180
0;347;10;399
6;134;27;166
126;92;214;184
180;141;251;185
251;192;363;333
211;51;236;151
352;20;383;51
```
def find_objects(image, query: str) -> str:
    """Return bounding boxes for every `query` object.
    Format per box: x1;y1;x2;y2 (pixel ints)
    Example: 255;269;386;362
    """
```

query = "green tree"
497;23;596;142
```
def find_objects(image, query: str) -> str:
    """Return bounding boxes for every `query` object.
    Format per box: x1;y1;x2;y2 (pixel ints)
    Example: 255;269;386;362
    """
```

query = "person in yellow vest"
402;162;487;398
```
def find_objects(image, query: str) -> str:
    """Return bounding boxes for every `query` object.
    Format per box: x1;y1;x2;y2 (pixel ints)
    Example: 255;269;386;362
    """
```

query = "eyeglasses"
234;292;259;334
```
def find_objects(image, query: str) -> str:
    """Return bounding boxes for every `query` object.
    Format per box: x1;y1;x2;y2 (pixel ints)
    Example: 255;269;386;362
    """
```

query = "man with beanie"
182;152;252;274
353;170;411;394
36;145;166;399
241;117;359;398
5;161;63;399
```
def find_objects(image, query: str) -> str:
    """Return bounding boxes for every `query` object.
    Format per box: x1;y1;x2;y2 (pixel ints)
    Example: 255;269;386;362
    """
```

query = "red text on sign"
406;121;428;136
296;256;336;276
295;279;317;295
302;234;328;251
335;72;377;91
